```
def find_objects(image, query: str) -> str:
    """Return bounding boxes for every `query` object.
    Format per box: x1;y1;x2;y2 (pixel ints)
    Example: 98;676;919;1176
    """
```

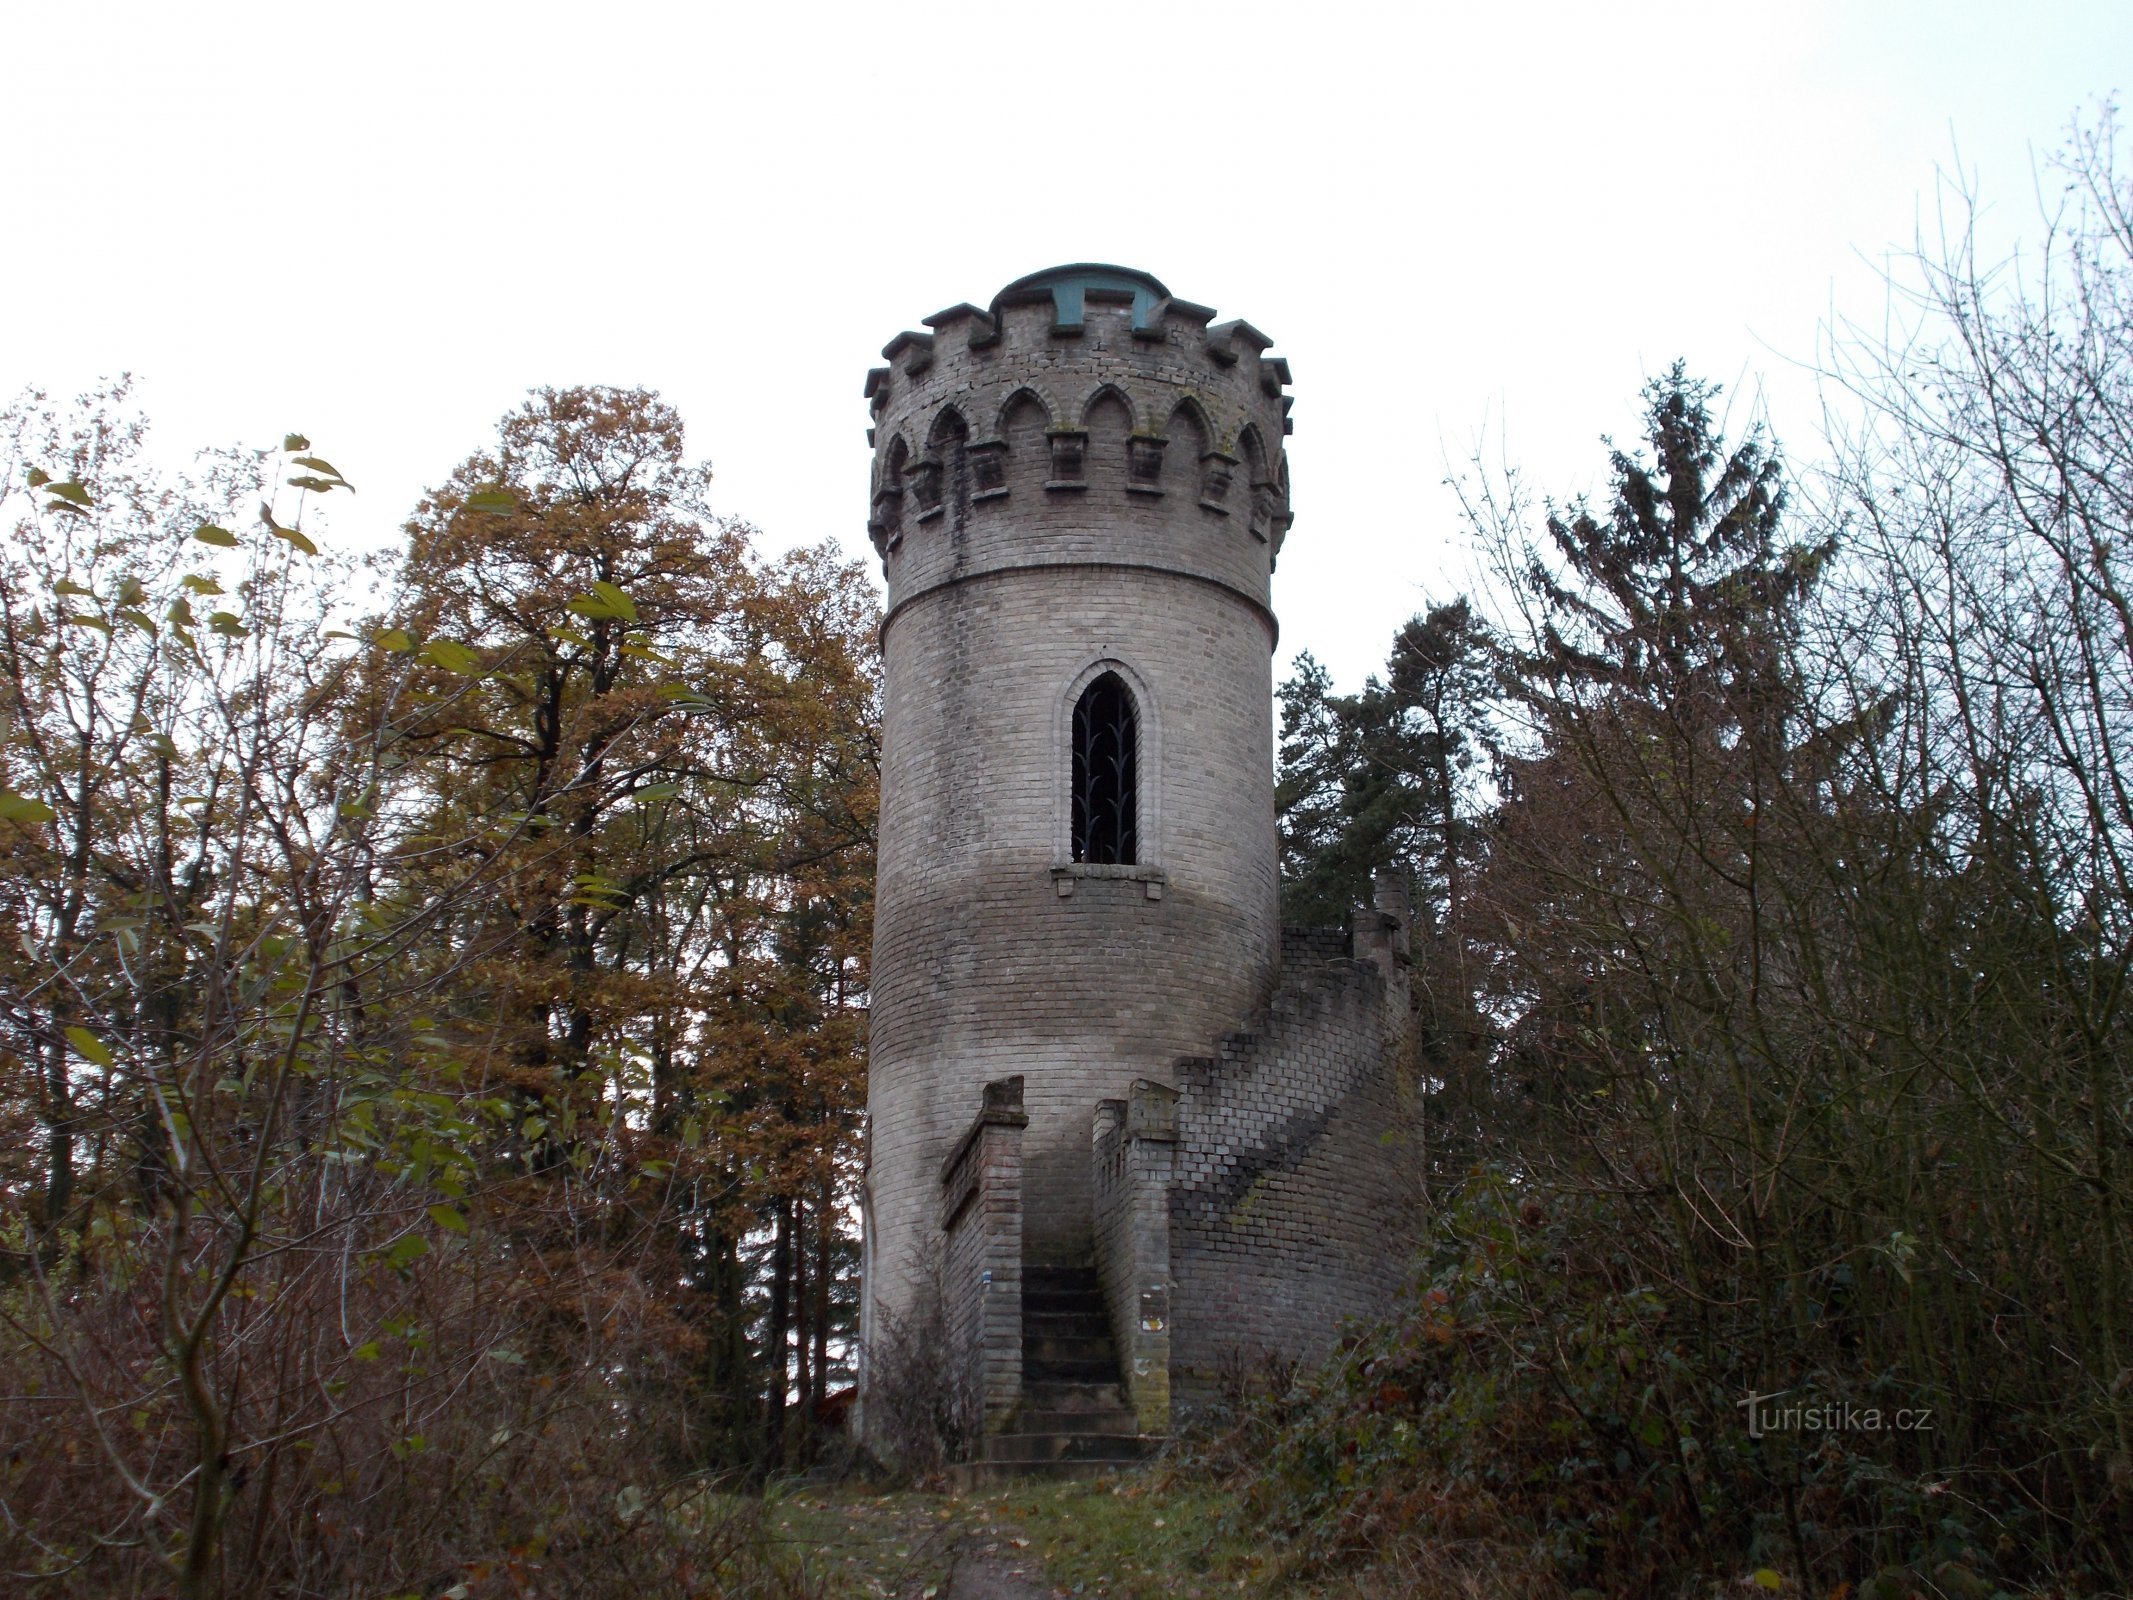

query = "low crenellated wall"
1092;1080;1178;1433
939;1077;1028;1447
1166;884;1421;1416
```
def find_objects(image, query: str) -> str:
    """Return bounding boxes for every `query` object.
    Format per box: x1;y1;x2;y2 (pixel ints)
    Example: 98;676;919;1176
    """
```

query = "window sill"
1051;863;1166;900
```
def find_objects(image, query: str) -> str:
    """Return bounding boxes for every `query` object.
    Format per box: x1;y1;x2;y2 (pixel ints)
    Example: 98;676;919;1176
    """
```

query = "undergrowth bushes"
1199;1171;2117;1598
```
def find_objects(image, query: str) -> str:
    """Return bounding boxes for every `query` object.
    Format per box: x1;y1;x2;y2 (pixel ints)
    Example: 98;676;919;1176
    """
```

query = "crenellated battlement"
863;266;1295;597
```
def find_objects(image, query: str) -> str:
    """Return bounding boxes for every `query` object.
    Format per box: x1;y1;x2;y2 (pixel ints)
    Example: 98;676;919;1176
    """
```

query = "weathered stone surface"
860;268;1418;1447
939;1077;1028;1438
860;269;1293;1379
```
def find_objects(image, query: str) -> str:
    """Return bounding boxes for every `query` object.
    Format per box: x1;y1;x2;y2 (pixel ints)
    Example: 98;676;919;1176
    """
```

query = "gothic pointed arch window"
1071;672;1138;865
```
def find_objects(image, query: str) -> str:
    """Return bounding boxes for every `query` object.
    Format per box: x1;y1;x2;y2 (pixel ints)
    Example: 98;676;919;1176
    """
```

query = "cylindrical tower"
858;266;1294;1364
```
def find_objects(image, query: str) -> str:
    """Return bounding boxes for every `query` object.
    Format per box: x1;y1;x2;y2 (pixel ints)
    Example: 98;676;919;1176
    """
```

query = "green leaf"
193;524;238;547
382;1233;429;1272
65;1026;113;1066
290;456;352;486
45;479;91;507
1751;1571;1783;1592
0;789;56;824
115;609;157;636
287;475;342;497
282;432;311;452
418;638;481;675
352;1341;382;1362
65;613;112;635
487;1347;525;1365
209;611;249;638
630;782;680;805
568;581;639;623
426;1203;469;1234
181;574;225;595
53;579;94;598
658;683;715;712
271;523;319;555
588;580;637;621
25;467;51;488
373;628;414;653
465;486;517;515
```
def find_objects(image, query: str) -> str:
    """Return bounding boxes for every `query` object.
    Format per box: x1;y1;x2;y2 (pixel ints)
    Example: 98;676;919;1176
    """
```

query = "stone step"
949;1457;1147;1491
1022;1277;1102;1300
984;1431;1150;1466
1015;1406;1138;1435
1023;1299;1107;1322
1025;1366;1119;1386
1022;1333;1116;1366
1021;1293;1106;1319
1023;1266;1101;1292
1019;1379;1130;1412
1021;1310;1110;1339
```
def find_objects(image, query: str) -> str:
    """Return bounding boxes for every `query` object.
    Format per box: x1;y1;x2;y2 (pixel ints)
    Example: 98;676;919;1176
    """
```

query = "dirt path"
766;1485;1071;1599
764;1473;1246;1600
940;1536;1059;1599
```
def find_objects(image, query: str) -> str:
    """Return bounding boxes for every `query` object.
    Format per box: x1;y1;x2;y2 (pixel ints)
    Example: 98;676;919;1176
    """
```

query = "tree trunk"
764;1196;792;1473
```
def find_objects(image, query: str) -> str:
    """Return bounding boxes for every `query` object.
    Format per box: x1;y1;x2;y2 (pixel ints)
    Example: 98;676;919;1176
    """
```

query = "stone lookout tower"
859;267;1415;1462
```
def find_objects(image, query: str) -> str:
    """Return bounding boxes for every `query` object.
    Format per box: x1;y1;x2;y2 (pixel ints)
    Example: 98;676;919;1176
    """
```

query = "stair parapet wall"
940;1077;1029;1443
1280;923;1350;967
1092;1081;1178;1434
1169;951;1419;1414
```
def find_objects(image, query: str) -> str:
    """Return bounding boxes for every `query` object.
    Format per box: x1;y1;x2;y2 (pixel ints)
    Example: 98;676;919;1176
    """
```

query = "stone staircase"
963;1264;1151;1483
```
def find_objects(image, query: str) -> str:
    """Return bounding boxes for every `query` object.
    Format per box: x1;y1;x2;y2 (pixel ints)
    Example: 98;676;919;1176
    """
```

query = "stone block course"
860;269;1418;1450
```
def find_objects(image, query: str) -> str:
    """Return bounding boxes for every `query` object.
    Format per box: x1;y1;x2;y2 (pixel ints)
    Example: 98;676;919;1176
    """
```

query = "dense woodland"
0;386;880;1595
3;114;2131;1600
1248;120;2133;1596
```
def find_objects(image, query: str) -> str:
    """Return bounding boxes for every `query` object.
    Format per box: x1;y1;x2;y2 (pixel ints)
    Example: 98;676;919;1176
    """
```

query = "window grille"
1072;673;1137;864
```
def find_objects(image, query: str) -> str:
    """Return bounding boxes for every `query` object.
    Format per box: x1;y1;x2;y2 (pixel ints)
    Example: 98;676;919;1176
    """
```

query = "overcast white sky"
5;2;2127;689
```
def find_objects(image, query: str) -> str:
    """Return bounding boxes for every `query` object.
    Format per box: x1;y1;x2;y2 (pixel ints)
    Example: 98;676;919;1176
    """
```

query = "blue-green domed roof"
992;264;1170;331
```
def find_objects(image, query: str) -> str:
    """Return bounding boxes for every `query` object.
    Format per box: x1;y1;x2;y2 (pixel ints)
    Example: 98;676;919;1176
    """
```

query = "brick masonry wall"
1168;952;1422;1415
1280;924;1351;967
862;273;1294;1369
938;1079;1028;1447
1091;1083;1177;1433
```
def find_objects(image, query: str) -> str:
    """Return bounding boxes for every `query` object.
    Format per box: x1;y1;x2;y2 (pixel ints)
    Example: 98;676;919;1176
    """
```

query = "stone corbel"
910;456;945;520
870;485;904;553
970;439;1009;500
1045;430;1088;490
1127;435;1166;495
1198;451;1237;514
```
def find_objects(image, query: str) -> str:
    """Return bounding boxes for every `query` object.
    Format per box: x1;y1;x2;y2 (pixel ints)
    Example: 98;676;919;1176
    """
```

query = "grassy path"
762;1472;1268;1599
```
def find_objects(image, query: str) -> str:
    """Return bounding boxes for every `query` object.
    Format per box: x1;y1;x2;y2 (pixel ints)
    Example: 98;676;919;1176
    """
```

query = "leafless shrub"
857;1280;965;1477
